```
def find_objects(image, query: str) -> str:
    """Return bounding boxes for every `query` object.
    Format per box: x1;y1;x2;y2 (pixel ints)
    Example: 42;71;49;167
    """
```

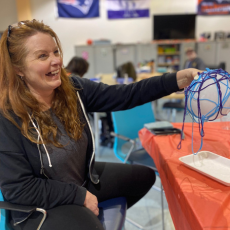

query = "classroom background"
1;1;230;230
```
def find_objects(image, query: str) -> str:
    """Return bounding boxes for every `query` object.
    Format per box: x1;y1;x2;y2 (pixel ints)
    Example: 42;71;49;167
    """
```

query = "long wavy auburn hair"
0;19;84;147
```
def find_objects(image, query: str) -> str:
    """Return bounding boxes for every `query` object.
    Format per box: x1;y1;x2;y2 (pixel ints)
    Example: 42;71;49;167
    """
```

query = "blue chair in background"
111;102;165;230
111;102;156;167
0;189;127;230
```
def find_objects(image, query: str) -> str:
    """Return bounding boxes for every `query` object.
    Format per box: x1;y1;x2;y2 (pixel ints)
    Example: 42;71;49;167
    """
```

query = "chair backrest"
218;62;226;71
207;62;226;71
112;102;155;162
0;190;9;230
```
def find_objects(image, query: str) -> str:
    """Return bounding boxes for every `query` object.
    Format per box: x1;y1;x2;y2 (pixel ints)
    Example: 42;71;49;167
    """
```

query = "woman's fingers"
94;207;99;216
84;190;99;216
92;206;99;216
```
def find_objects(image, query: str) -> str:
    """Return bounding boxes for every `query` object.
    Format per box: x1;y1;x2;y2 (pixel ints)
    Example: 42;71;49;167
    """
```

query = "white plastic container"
179;151;230;186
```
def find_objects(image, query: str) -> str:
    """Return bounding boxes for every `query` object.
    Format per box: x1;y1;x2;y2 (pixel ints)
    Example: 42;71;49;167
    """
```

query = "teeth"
51;69;59;74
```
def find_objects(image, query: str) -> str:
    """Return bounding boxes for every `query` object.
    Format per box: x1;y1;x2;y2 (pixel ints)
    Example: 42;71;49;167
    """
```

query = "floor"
94;98;191;230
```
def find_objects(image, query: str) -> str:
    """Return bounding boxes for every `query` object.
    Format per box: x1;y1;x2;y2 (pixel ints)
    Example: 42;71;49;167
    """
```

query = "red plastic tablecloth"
139;122;230;230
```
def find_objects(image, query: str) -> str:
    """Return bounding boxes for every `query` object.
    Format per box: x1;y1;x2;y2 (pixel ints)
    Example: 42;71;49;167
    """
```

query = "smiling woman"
17;33;62;106
0;19;201;230
0;20;84;147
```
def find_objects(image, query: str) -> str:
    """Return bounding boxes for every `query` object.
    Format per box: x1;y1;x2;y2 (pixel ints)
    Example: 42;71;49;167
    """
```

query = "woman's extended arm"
72;69;200;113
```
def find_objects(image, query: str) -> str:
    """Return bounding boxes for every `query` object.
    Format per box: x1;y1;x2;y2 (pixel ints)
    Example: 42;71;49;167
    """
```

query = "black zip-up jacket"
0;73;179;225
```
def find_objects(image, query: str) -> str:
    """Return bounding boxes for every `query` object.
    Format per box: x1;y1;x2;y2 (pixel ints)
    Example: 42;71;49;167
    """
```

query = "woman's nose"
51;55;62;66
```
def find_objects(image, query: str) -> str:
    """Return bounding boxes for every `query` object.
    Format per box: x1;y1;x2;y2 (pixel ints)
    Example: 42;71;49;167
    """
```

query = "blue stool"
0;190;127;230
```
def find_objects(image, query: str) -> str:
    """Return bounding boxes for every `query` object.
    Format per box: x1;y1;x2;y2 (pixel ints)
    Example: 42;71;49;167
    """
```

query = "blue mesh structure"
178;68;230;154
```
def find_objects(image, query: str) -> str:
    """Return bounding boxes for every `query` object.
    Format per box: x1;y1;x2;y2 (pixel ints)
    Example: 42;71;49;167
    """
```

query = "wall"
0;0;230;65
196;15;230;39
0;0;17;31
30;0;153;65
151;0;230;41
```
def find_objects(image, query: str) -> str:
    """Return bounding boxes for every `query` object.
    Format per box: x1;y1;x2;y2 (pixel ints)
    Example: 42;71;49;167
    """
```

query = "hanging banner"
107;0;150;19
198;0;230;15
57;0;99;18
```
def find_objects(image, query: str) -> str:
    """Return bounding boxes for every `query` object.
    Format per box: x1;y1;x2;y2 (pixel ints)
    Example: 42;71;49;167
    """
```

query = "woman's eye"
54;50;60;55
39;54;47;59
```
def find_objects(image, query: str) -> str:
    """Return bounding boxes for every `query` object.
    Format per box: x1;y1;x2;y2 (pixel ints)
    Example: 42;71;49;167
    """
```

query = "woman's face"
19;32;62;97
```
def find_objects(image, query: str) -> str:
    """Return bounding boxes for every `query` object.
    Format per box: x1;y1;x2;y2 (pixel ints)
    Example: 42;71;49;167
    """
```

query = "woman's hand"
176;68;203;90
84;191;99;216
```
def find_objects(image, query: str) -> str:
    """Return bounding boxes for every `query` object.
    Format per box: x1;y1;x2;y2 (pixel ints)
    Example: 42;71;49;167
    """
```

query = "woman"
0;20;199;230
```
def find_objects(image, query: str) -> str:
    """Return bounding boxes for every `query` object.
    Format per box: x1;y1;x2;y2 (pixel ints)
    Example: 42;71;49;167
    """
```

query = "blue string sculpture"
178;68;230;154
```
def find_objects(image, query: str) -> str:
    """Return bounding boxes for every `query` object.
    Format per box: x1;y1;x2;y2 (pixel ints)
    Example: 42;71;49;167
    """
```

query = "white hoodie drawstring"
28;114;53;167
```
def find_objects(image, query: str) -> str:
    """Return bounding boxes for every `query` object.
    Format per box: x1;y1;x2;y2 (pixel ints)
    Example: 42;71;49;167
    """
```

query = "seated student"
66;56;89;77
0;19;201;230
116;61;137;81
184;47;206;70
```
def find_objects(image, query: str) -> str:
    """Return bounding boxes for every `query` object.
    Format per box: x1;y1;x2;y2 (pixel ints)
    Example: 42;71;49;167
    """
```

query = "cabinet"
74;45;95;79
155;41;196;72
216;42;230;73
75;45;114;79
136;44;157;70
197;42;217;66
114;44;136;68
94;45;114;74
75;41;229;78
156;43;181;72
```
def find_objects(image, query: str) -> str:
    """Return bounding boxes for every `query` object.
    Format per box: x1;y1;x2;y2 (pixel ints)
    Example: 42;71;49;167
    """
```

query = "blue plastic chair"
112;102;156;166
111;102;165;230
0;189;126;230
0;190;10;230
0;189;47;230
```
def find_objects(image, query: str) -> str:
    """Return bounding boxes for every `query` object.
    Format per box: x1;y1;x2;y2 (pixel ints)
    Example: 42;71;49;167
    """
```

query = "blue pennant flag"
57;0;99;18
107;0;150;19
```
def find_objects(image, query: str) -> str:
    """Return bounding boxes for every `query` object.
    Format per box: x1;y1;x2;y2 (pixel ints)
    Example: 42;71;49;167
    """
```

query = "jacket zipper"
35;119;50;179
38;143;49;179
77;92;99;184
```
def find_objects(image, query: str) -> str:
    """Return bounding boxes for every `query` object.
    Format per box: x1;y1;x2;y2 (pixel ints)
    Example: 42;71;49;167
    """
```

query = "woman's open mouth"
45;69;60;77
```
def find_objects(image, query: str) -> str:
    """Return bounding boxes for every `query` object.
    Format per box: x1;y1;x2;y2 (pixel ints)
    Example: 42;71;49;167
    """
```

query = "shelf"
157;63;180;66
152;39;196;44
158;52;180;55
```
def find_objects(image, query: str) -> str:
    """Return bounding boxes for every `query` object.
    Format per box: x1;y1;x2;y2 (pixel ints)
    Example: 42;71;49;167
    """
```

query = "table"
139;122;230;230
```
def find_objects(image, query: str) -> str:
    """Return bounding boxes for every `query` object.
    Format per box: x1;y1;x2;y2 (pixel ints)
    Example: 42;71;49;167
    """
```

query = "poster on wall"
106;0;150;19
198;0;230;15
57;0;99;18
